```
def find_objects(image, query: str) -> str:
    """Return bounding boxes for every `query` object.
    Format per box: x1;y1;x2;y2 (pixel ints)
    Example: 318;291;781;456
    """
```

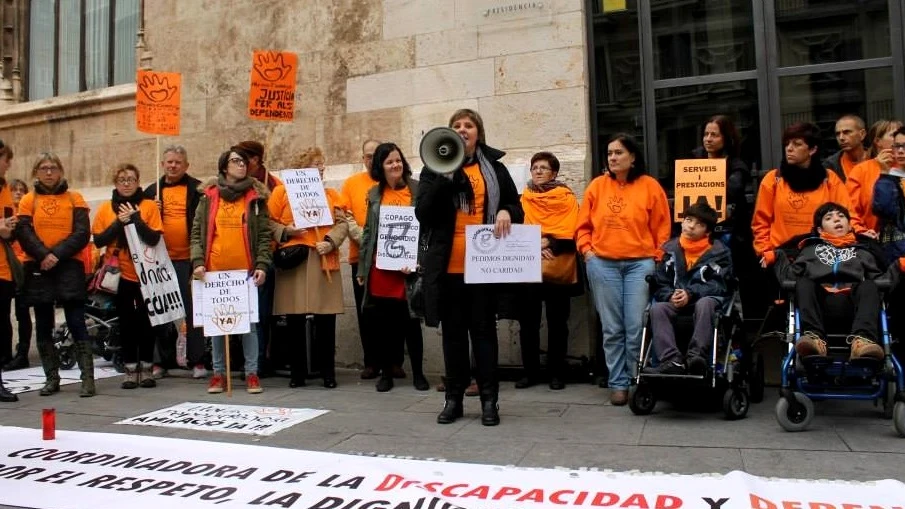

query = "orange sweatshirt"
91;199;163;282
269;185;345;271
0;185;13;282
340;171;378;263
752;168;861;261
845;158;882;232
575;174;671;261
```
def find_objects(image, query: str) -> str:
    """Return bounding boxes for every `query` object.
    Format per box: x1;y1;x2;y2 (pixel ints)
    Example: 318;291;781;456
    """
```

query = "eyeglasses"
893;143;905;151
228;157;247;166
37;166;60;173
116;177;138;185
531;166;553;173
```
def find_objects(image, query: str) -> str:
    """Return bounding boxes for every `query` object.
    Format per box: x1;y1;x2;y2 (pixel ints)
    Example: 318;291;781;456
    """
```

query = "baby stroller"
774;268;905;435
55;292;123;372
629;277;764;419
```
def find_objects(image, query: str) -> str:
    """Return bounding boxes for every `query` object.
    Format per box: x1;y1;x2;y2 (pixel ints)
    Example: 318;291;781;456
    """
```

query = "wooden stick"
155;135;161;201
314;225;332;283
224;334;232;397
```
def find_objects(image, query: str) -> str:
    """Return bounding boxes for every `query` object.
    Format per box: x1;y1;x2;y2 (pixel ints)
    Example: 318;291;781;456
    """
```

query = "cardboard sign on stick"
248;50;297;122
673;158;727;222
136;70;181;135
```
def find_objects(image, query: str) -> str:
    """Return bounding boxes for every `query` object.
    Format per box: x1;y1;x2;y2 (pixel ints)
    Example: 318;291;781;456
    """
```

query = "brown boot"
796;331;828;357
122;363;139;389
849;336;884;360
75;341;96;398
610;389;628;406
37;341;60;396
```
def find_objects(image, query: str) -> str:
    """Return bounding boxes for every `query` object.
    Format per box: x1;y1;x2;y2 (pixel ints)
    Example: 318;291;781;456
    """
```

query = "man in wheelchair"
783;202;887;361
645;203;733;376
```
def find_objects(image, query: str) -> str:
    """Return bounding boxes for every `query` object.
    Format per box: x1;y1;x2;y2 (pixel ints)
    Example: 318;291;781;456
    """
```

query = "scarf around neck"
111;188;145;208
818;230;857;248
217;175;255;202
34;179;69;195
454;146;500;222
779;157;827;193
678;235;712;270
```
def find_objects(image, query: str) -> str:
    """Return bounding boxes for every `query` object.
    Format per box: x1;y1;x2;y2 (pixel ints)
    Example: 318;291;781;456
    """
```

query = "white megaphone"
419;127;465;175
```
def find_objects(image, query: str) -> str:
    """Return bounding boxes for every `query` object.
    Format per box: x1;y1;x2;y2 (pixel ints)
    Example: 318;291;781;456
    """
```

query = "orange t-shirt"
269;186;345;249
752;169;860;257
839;152;860;180
575;174;671;261
0;185;14;281
91;199;163;282
18;190;90;278
160;184;190;261
448;163;485;274
208;199;251;271
845;158;882;232
341;171;378;263
380;186;412;207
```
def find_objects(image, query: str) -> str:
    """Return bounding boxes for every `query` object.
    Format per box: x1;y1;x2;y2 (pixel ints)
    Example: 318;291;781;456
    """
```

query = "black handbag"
405;271;425;319
273;245;309;270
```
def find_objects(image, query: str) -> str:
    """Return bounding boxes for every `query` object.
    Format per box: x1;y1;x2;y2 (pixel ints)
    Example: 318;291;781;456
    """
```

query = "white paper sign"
116;402;328;436
192;275;258;329
464;224;542;284
280;168;333;228
1;425;904;509
375;205;420;271
124;224;185;326
197;271;255;337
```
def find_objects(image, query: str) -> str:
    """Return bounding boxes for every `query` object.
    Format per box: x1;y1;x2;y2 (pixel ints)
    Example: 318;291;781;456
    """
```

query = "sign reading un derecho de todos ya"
464;224;542;284
280;169;334;228
376;206;419;272
135;70;181;135
674;158;727;222
191;271;259;337
248;50;297;121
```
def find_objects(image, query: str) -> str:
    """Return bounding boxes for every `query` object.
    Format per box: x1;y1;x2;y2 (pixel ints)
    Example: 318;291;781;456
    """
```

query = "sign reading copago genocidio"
0;426;903;509
673;158;727;222
115;403;328;436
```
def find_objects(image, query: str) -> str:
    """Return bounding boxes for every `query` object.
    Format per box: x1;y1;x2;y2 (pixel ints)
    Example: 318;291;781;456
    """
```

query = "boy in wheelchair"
783;202;887;361
645;203;733;376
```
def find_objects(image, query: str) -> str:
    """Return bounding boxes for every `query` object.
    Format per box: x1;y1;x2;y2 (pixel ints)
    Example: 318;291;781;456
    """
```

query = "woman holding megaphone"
415;108;523;426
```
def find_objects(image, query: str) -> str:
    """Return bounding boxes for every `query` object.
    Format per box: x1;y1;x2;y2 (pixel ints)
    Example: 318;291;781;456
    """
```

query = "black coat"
652;237;733;306
17;181;91;305
144;174;202;245
414;144;524;327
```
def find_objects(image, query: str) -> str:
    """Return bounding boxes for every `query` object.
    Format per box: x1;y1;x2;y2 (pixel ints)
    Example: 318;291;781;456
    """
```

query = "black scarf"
33;179;70;196
160;173;190;188
217;175;255;202
527;179;569;193
779;157;827;193
111;188;146;208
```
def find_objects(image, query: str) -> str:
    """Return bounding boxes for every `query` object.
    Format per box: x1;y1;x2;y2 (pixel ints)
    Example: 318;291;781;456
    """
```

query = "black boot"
437;396;463;424
37;341;60;396
0;369;17;402
75;341;96;397
3;340;29;370
480;390;500;426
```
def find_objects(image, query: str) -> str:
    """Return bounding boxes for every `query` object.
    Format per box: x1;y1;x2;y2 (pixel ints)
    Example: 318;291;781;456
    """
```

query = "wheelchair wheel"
58;345;76;370
748;352;765;404
894;402;905;437
775;392;814;432
722;388;749;420
883;381;896;420
629;384;656;415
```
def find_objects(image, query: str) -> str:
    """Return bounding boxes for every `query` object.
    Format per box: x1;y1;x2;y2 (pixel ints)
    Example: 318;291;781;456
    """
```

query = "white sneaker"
192;364;208;379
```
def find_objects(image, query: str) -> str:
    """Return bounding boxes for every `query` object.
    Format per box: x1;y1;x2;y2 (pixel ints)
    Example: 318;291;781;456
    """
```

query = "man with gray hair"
144;145;206;379
824;114;867;182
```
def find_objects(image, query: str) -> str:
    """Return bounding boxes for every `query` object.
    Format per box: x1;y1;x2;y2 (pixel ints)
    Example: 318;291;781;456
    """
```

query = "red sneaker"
207;374;225;394
246;374;263;394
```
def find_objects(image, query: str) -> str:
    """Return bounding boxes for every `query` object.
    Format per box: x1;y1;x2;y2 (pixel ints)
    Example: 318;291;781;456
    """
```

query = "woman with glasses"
92;163;163;389
191;150;271;394
269;146;348;389
17;153;94;396
846;119;903;235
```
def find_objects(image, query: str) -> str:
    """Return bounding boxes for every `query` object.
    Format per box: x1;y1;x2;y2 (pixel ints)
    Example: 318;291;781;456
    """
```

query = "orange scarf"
678;235;712;270
521;185;579;239
818;230;856;248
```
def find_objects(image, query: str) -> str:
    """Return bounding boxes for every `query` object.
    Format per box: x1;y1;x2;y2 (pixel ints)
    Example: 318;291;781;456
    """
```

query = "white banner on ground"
464;224;542;284
280;168;334;228
3;362;120;395
115;402;328;436
376;205;419;272
124;224;186;326
0;426;903;509
191;273;259;332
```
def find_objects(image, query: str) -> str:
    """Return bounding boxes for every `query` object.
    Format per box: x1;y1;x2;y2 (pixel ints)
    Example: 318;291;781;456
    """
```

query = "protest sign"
280;169;334;228
193;271;253;337
1;425;904;509
116;403;328;436
674;158;727;222
135;70;181;135
376;206;419;272
3;364;119;395
248;50;297;122
124;224;185;326
192;275;258;330
464;224;542;284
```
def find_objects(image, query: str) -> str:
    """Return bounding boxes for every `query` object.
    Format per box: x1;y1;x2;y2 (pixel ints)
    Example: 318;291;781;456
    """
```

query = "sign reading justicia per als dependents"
464;224;542;284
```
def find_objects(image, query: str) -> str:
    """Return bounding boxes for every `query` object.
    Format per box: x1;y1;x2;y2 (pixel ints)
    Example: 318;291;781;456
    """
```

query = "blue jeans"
586;256;654;390
211;324;258;375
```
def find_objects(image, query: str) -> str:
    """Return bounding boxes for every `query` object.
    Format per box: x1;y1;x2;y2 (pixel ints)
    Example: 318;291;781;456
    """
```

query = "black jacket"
144;174;202;248
782;234;887;292
652;237;733;306
414;144;524;327
17;181;91;304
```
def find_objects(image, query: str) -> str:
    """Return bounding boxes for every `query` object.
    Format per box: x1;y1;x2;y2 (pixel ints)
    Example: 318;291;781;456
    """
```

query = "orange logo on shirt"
788;192;808;210
607;196;625;214
40;198;59;216
221;202;242;218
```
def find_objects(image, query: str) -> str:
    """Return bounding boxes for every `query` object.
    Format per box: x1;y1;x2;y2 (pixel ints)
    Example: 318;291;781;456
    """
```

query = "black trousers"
289;314;336;381
439;274;498;399
517;283;571;379
368;296;424;376
796;278;880;341
0;281;15;364
34;301;90;348
351;263;381;368
14;297;32;356
116;279;155;364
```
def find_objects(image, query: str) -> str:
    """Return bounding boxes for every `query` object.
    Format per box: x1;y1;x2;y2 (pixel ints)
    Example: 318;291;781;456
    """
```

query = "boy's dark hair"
683;202;718;233
813;202;850;229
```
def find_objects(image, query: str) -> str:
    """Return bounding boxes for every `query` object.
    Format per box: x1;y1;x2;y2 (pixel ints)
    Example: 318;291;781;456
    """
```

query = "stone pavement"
2;367;905;484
